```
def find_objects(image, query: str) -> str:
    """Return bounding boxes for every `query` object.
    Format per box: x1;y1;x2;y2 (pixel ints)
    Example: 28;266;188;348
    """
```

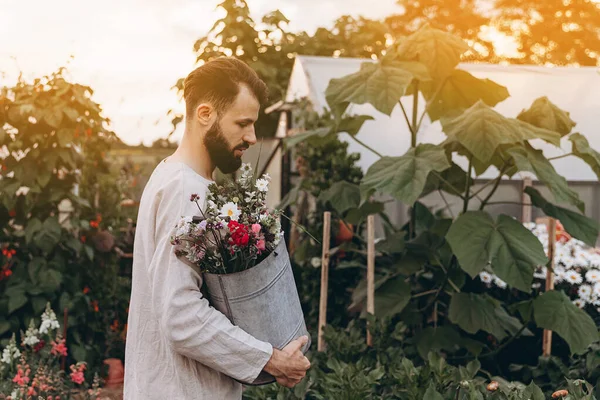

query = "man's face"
204;84;259;174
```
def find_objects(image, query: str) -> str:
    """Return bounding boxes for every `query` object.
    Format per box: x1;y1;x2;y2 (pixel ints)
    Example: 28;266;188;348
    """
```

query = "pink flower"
13;369;30;385
71;371;85;384
50;338;68;357
251;224;261;235
256;239;266;252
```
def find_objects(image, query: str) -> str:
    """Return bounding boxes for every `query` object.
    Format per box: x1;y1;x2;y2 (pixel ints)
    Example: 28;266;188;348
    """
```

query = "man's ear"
196;103;214;126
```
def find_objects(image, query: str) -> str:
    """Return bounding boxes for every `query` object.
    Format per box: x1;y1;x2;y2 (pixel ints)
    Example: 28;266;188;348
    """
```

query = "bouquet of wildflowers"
0;303;101;399
170;163;285;274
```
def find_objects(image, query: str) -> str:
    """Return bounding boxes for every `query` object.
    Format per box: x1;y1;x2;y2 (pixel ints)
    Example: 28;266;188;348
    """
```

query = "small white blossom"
533;266;548;279
494;277;508;289
565;270;583;285
1;334;20;364
311;257;321;268
532;282;542;289
593;283;600;298
578;285;593;300
23;320;40;347
573;299;586;308
39;303;60;334
479;271;493;284
262;173;271;182
255;179;269;192
219;202;241;221
585;269;600;283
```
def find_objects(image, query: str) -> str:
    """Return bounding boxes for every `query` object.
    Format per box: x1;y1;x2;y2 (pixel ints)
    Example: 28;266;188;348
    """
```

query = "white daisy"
219;202;241;221
479;271;493;284
578;285;593;300
565;270;583;285
494;277;508;289
593;283;600;298
573;299;586;308
585;269;600;283
255;179;269;192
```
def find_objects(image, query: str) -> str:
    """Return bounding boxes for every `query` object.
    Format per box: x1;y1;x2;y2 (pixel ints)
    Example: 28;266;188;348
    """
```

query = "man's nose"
244;127;257;146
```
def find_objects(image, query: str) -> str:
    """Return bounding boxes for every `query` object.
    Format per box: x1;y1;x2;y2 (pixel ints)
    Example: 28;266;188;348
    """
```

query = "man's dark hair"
183;57;268;119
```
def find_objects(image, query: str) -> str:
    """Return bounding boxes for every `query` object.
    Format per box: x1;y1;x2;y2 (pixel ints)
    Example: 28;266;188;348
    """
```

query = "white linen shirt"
124;160;273;399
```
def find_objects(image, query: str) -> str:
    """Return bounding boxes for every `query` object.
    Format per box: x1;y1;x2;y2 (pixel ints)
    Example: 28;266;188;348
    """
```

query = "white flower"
207;200;217;211
11;390;18;400
564;270;583;285
259;213;269;222
585;269;600;283
219;202;241;221
262;173;271;182
494;277;508;289
255;179;269;192
23;320;39;347
578;285;593;300
573;299;586;308
1;335;20;364
479;272;493;284
593;283;600;298
39;303;60;334
532;282;542;289
311;257;321;268
533;266;548;279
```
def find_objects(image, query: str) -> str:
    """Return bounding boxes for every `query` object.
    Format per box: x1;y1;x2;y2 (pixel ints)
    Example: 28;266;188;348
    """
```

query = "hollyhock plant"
170;163;286;274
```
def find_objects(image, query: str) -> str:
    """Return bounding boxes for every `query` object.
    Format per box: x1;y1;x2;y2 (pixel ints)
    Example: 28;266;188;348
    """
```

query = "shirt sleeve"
149;174;273;384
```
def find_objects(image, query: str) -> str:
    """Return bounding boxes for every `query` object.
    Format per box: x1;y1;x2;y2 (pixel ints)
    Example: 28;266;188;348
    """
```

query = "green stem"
431;171;466;199
411;81;419;148
398;100;415;138
438;189;455;219
347;134;384;158
281;212;321;244
463;157;473;214
478;165;508;210
415;76;448;133
548;153;573;161
484;201;529;206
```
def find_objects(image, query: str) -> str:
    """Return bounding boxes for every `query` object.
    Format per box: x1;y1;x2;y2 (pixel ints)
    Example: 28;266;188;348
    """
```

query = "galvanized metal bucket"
203;239;311;385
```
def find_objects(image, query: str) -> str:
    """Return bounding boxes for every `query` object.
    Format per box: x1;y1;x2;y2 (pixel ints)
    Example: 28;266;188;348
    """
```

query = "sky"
0;0;399;145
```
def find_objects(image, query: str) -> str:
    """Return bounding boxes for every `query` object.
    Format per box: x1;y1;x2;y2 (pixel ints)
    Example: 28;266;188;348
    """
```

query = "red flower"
8;209;16;217
80;235;86;243
91;300;99;312
33;340;45;353
83;286;90;294
228;221;250;247
13;368;30;385
4;269;12;277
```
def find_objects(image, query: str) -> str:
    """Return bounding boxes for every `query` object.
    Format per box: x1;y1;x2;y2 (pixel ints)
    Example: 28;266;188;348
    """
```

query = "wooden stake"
522;177;533;223
317;212;331;352
366;215;375;347
542;218;557;357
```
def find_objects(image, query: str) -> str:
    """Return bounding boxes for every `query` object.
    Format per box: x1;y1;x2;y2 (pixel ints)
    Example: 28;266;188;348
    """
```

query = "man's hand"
263;336;311;388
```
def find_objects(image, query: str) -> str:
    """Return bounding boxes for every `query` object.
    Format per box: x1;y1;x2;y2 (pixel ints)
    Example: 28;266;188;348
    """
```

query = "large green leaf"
373;276;412;318
421;162;473;197
449;293;523;340
282;127;331;150
569;132;600;180
28;257;47;285
0;320;11;335
507;144;585;212
415;326;483;359
522;382;545;400
517;97;576;136
533;290;599;354
424;382;444;400
525;187;599;246
319;181;361;214
325;58;430;115
393;23;469;80
8;292;28;314
442;101;561;164
416;69;509;121
446;212;547;292
337;114;374;136
24;218;43;244
361;144;450;205
33;216;63;253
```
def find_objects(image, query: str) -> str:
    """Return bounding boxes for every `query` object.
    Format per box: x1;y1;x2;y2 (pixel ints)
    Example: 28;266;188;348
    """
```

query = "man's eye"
238;123;248;128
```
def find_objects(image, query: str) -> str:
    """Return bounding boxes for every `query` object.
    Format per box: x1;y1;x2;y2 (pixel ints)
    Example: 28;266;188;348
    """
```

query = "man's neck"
167;130;215;181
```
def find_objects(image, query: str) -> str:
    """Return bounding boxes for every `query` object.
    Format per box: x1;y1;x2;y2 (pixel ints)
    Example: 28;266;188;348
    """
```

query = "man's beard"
204;120;248;174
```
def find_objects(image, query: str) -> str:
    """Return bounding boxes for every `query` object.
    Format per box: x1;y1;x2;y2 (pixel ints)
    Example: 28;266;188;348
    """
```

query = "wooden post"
318;212;331;352
542;218;557;357
366;215;375;347
522;177;533;223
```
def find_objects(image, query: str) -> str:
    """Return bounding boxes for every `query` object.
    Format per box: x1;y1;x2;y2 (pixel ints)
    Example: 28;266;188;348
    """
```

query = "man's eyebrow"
235;117;256;124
